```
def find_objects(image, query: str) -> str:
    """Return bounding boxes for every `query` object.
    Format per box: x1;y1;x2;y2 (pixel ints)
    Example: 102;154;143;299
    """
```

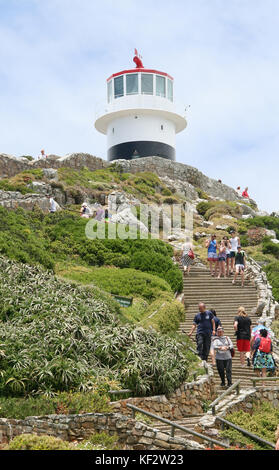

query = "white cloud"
0;0;279;211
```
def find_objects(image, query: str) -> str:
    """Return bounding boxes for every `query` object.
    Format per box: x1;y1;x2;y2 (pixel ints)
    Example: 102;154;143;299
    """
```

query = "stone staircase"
179;264;261;390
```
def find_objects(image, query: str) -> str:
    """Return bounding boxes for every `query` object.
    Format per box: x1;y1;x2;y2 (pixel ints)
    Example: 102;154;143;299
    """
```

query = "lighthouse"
94;50;187;162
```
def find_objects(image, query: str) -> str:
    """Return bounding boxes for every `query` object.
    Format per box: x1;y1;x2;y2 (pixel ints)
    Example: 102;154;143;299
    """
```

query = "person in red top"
242;187;249;198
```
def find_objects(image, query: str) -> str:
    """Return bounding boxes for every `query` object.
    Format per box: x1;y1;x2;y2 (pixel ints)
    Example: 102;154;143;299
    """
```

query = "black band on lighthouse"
108;141;175;162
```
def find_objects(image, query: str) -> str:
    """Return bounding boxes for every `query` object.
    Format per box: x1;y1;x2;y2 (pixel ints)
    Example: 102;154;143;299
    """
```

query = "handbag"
188;249;195;260
226;337;235;358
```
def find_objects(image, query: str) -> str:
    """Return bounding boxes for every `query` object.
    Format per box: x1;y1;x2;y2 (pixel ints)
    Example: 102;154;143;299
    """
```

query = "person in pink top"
242;187;249;198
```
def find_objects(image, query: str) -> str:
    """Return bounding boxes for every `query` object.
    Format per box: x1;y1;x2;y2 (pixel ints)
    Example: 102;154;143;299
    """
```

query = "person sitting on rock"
236;186;242;197
47;195;59;213
242;187;250;198
80;203;92;219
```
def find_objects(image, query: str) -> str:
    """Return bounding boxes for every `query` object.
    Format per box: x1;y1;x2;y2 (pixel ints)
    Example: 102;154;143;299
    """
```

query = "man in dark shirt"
188;303;215;362
232;245;246;287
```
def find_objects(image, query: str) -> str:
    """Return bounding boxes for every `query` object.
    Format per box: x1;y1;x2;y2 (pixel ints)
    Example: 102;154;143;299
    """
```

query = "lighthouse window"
114;76;124;99
167;79;173;102
156;75;166;98
107;80;112;103
141;73;153;95
126;74;138;95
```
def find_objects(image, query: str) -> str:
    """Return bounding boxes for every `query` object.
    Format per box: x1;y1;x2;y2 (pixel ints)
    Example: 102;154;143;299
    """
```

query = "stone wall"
0;412;203;450
0;190;50;212
111;372;216;419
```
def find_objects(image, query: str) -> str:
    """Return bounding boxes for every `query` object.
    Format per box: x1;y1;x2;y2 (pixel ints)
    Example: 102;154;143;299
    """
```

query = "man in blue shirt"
188;303;215;362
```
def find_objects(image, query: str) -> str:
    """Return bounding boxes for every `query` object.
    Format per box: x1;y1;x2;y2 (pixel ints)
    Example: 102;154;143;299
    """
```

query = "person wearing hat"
232;245;246;287
213;326;234;388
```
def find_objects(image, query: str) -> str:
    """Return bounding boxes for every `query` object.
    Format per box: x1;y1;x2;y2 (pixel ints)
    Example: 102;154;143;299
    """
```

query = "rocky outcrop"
0;190;50;212
112;157;242;202
0;153;253;205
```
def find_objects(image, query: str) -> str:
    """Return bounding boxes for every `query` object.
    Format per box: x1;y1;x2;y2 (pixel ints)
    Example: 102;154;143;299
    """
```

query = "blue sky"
0;0;279;212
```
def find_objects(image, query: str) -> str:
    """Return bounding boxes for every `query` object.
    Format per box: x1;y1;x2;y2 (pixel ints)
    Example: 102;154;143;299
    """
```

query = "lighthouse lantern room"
94;50;187;162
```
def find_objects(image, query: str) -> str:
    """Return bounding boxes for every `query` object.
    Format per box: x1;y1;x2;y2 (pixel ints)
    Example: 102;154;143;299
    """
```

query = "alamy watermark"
85;195;194;241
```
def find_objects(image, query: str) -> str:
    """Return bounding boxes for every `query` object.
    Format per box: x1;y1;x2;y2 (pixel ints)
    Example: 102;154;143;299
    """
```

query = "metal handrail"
216;416;275;449
126;403;230;449
109;389;132;397
209;380;241;416
249;376;279;388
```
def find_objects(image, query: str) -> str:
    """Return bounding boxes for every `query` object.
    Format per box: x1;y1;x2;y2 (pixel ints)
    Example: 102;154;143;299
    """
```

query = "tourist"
205;234;218;277
187;303;215;363
181;236;195;276
209;309;222;366
234;306;252;368
251;319;272;350
229;230;240;275
223;236;231;277
38;149;46;160
242;187;250;198
252;329;275;384
47;195;58;213
104;208;112;223
236;186;242;197
213;326;234;388
218;240;227;279
95;206;105;221
232;245;246;287
80;203;92;219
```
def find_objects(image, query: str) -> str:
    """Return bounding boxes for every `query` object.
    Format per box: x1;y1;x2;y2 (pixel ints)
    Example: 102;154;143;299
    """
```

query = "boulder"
216;224;229;231
265;229;276;238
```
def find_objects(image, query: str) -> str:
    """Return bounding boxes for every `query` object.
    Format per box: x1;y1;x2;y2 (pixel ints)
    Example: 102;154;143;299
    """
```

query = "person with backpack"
213;326;234;388
232;245;246;287
181;236;195;276
252;329;275;383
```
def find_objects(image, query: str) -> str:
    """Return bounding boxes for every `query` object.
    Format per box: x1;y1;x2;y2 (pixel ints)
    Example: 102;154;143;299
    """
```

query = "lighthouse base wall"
108;141;175;162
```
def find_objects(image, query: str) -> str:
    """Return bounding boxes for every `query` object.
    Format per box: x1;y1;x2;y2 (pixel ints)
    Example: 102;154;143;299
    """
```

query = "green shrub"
76;432;120;450
220;402;279;450
7;434;71;450
0;257;189;397
263;261;279;302
262;237;279;259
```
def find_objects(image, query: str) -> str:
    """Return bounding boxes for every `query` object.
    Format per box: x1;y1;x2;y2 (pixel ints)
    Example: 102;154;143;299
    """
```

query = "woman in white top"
229;230;240;275
181;237;194;276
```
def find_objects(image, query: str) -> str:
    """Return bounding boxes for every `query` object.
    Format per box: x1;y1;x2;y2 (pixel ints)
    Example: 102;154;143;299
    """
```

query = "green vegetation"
5;431;122;450
6;434;72;450
0;170;44;195
59;265;172;301
0;256;189;397
0;207;182;293
220;402;279;450
0;390;112;419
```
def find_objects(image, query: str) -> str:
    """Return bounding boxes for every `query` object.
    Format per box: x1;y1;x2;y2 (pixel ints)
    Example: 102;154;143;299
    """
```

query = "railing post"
236;383;240;395
212;405;216;416
171;425;175;437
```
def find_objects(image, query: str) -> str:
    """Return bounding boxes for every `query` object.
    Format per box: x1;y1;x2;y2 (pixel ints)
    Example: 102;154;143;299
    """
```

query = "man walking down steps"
187;303;215;363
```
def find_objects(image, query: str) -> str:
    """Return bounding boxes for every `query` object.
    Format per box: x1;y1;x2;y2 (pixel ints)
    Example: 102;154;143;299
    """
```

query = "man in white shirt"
229;230;240;275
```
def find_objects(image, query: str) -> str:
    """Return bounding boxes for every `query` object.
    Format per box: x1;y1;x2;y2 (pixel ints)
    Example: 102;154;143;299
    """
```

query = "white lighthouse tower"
94;50;187;161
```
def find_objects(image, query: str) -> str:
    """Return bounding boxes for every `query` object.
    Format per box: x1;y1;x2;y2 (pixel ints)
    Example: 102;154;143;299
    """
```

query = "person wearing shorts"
232;245;246;287
223;236;231;277
229;231;240;274
205;235;218;277
234;306;252;367
218;240;227;278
